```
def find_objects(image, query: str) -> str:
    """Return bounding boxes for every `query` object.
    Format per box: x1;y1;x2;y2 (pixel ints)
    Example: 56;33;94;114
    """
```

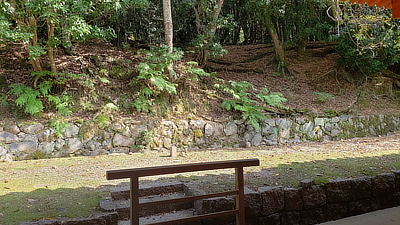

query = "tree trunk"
163;0;173;53
28;16;43;72
192;4;201;35
210;0;224;35
264;11;285;68
48;21;57;73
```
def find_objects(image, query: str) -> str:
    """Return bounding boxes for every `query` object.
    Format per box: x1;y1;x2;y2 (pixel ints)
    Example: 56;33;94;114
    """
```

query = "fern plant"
132;46;211;114
9;84;44;115
7;72;77;116
314;92;334;103
256;88;287;109
216;80;287;131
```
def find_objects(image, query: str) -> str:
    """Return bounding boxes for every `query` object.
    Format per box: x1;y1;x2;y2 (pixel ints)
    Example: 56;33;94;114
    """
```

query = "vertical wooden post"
235;167;245;225
131;176;140;225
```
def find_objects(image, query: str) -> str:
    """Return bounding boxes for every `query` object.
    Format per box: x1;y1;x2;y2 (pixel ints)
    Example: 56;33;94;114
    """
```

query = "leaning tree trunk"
264;10;286;73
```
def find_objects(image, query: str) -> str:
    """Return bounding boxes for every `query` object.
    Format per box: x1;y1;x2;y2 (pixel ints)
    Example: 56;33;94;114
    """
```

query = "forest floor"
1;41;400;224
1;41;400;122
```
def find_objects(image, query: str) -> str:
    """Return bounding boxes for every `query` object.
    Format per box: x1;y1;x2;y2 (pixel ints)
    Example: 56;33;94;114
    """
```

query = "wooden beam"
107;159;260;180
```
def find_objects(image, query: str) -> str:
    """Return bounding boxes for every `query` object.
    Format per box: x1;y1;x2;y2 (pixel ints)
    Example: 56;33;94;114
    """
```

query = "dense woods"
1;0;400;128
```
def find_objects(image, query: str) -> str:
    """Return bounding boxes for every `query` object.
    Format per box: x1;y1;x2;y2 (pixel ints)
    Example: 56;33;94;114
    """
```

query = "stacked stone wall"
1;114;399;161
197;171;400;225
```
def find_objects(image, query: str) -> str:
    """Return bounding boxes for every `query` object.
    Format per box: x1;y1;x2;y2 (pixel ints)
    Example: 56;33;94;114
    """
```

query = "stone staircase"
100;181;202;225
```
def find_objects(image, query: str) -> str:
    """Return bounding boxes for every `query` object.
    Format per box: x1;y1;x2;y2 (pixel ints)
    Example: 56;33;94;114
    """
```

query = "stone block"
20;123;44;134
38;142;55;154
284;188;303;211
371;194;396;211
371;173;395;196
281;211;300;225
349;199;372;216
64;123;80;138
325;179;352;203
299;208;324;225
37;129;56;142
0;132;19;144
392;170;400;192
322;203;349;222
244;187;262;218
196;197;235;225
4;124;20;134
8;141;37;154
259;186;285;215
350;177;372;200
113;133;134;147
65;138;84;154
189;120;206;130
259;213;281;225
302;185;326;209
131;125;148;138
224;122;237;136
251;132;262;146
18;133;38;142
299;179;315;188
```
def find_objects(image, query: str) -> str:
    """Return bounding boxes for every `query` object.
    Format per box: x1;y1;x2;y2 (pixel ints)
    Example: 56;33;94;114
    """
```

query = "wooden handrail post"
131;176;140;225
235;166;245;225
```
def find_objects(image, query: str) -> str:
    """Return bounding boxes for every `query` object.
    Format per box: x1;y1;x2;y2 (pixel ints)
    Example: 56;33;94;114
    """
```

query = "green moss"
194;129;203;142
79;122;99;141
25;150;47;160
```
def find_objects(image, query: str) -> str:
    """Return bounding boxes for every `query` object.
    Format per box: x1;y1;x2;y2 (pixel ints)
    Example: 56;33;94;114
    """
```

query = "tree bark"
47;21;57;73
210;0;224;35
28;16;43;72
163;0;173;53
264;11;285;66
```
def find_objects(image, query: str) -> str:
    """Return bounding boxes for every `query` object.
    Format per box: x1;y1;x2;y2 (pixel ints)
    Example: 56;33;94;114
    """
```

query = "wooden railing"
106;158;260;225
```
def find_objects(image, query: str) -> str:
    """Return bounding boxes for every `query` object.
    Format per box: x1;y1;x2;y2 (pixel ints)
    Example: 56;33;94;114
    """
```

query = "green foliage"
94;114;110;129
132;87;152;113
216;80;287;131
132;46;211;114
336;5;400;76
256;88;287;109
94;103;119;129
5;72;90;116
1;0;119;73
134;46;182;94
132;130;153;151
9;84;44;115
28;45;46;61
49;117;69;138
314;92;334;103
0;93;7;107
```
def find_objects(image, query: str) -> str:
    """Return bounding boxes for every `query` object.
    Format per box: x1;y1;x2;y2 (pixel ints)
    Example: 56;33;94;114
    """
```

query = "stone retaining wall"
199;170;400;225
1;113;399;161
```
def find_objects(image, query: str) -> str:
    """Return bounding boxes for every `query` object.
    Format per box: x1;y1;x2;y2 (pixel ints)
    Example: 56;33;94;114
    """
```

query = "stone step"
110;181;184;201
118;209;200;225
101;192;194;220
